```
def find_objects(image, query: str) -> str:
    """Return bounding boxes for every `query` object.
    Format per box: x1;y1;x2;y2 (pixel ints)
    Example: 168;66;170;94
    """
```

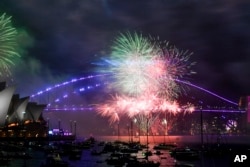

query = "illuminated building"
0;82;48;139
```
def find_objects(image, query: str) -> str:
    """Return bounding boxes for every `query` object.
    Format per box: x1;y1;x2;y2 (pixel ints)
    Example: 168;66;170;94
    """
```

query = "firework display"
97;94;181;123
109;32;195;99
109;32;158;96
0;13;20;76
97;32;196;133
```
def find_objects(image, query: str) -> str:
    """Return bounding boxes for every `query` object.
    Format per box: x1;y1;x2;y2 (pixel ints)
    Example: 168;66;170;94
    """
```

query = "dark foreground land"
0;135;249;167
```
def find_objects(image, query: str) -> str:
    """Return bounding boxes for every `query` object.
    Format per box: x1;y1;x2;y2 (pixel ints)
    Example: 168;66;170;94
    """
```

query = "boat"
106;152;137;166
153;143;177;150
40;153;69;167
91;149;102;156
170;147;200;160
8;151;32;159
126;159;160;167
153;150;163;155
175;162;195;167
143;150;153;157
106;156;125;166
0;151;11;166
68;148;82;160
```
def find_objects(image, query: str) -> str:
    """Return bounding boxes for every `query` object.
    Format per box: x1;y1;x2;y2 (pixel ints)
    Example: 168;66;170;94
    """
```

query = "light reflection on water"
7;135;248;167
10;148;176;167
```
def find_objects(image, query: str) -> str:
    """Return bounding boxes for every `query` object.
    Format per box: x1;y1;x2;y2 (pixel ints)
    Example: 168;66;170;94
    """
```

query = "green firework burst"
111;31;157;60
110;32;160;96
0;13;20;76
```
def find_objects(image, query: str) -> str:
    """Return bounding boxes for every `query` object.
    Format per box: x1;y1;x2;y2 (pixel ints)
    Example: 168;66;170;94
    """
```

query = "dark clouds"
1;0;250;100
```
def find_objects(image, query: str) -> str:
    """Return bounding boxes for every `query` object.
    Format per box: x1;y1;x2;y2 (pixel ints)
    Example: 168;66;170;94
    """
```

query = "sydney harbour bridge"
30;73;241;111
27;73;248;138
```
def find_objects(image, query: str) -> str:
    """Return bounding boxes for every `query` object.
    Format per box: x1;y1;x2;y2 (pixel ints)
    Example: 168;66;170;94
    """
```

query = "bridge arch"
30;74;239;111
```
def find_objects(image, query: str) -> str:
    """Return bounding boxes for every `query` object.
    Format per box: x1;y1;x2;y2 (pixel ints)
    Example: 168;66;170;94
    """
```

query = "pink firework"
97;32;196;126
96;92;187;124
97;104;120;124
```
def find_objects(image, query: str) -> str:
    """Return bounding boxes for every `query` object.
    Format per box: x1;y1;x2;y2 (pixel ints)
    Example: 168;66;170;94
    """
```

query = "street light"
134;118;139;142
146;115;149;160
200;106;204;149
162;119;167;144
74;121;77;137
117;122;120;141
131;119;134;143
126;124;130;142
58;119;61;130
70;120;72;134
47;118;50;130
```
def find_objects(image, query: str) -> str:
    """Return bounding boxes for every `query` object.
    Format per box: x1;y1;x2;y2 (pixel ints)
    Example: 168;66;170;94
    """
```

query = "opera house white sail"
0;83;46;125
23;107;33;122
8;97;30;123
15;97;29;122
0;86;16;126
0;82;49;139
26;102;47;121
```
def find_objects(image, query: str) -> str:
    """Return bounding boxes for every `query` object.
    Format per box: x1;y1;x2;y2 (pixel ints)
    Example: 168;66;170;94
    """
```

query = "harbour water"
9;147;175;167
3;135;250;167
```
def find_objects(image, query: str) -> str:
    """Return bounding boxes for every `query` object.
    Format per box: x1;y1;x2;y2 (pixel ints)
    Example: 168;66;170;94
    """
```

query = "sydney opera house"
0;82;48;139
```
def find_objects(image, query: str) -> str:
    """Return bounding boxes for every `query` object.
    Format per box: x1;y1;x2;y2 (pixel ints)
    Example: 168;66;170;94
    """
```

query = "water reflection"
4;135;250;167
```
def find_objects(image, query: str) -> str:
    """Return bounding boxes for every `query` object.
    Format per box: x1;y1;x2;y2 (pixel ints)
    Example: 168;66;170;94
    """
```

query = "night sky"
1;0;250;102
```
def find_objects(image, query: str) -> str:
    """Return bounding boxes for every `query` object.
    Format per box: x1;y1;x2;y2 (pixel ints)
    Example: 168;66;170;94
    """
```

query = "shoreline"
87;135;250;145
